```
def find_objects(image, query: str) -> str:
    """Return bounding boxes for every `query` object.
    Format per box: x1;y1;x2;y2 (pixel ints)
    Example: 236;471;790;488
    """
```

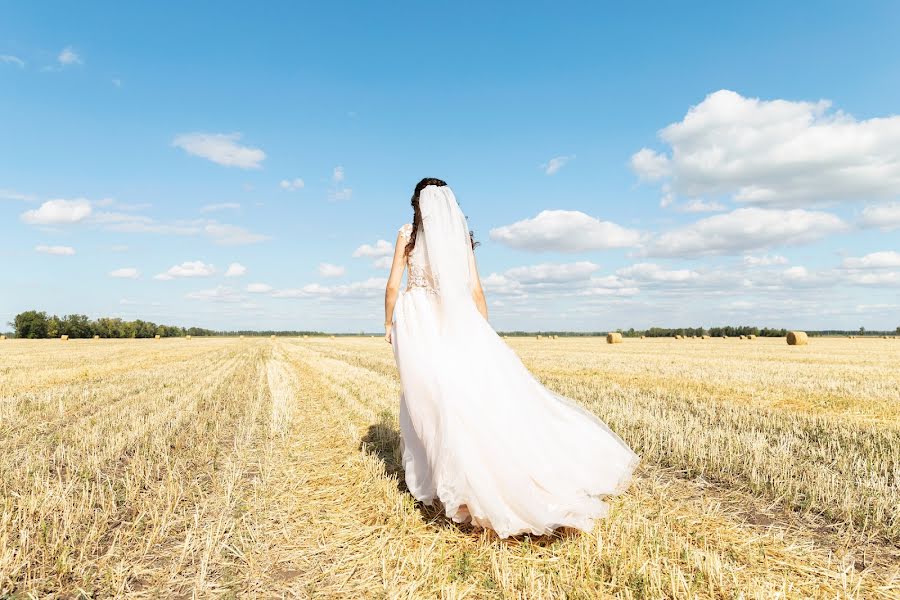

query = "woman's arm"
383;231;407;344
467;243;488;321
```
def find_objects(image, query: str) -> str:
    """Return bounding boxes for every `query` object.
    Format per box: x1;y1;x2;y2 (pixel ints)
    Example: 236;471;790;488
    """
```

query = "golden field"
0;336;898;598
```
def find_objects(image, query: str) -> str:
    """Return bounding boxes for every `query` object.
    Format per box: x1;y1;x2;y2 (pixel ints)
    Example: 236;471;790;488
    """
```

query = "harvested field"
1;336;898;598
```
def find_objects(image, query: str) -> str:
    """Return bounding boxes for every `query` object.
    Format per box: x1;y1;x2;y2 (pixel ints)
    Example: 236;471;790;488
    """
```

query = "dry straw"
787;331;809;346
271;335;276;339
0;335;6;340
606;332;623;344
154;334;161;340
60;335;68;341
186;335;192;340
93;335;100;340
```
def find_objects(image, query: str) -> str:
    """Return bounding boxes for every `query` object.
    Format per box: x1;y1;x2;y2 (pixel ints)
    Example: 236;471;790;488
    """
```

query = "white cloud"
35;245;75;256
280;178;305;191
617;263;699;282
353;239;393;258
859;202;900;231
58;47;82;66
329;187;353;201
743;254;789;267
112;78;122;88
200;202;240;213
373;256;393;269
155;261;216;280
318;262;346;278
490;210;643;252
109;267;140;279
247;283;273;293
845;271;900;286
204;223;269;245
332;166;345;182
631;89;900;208
541;155;575;176
646;207;847;257
271;277;387;300
676;199;727;213
225;262;247;277
0;55;25;68
186;286;243;302
842;251;900;269
505;261;599;283
21;199;92;225
630;148;669;180
172;133;266;169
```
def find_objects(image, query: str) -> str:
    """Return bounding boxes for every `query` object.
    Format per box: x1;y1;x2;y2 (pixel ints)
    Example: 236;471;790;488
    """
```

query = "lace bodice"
399;223;438;293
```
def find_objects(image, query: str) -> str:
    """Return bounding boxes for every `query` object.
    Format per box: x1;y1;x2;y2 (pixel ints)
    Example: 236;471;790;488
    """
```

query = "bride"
383;178;639;539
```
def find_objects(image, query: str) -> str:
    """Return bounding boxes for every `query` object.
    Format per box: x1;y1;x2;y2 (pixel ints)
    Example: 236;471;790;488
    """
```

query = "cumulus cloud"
859;202;900;231
271;277;387;300
504;261;599;283
155;261;215;280
743;254;789;267
489;210;642;252
109;267;140;279
204;223;269;245
58;47;82;66
373;256;393;269
0;55;24;68
247;283;273;293
35;245;75;256
631;89;900;209
225;262;247;277
616;263;699;282
318;262;346;278
200;202;240;213
280;178;305;191
172;133;266;169
676;199;727;213
541;155;575;175
186;286;243;302
646;207;847;257
353;239;393;258
21;199;92;225
842;251;900;269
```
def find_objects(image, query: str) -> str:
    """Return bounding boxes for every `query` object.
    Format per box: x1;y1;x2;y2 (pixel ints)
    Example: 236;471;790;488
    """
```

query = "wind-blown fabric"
391;185;639;538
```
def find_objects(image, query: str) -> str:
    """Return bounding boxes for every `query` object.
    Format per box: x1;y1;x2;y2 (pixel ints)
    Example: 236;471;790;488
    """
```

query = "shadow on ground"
359;417;578;546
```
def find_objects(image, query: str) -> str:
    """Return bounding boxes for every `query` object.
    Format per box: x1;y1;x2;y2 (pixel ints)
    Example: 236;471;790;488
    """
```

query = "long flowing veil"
418;185;479;335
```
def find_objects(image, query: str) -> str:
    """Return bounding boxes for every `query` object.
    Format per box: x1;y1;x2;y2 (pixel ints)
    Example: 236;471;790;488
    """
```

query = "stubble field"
0;336;898;598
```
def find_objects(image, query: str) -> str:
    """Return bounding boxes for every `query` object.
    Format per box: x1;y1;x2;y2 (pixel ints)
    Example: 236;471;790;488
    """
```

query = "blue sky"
2;2;899;332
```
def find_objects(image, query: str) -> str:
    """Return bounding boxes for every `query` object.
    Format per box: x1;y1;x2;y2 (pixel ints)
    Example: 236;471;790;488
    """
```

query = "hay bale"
271;334;276;339
748;334;756;340
60;335;69;341
722;335;728;339
606;332;623;344
787;331;808;346
240;335;245;339
640;335;645;339
303;335;308;338
536;335;542;340
702;335;710;339
93;335;100;340
186;335;192;340
331;335;336;339
739;335;746;339
0;335;6;340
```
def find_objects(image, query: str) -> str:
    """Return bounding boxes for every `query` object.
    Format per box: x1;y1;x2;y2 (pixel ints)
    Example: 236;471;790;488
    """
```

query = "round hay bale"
748;334;756;340
0;335;6;340
271;334;276;339
154;334;161;340
722;335;728;339
787;331;808;346
536;335;542;340
739;335;746;339
330;335;336;339
60;335;69;341
606;332;623;344
93;335;100;340
640;335;645;339
702;335;710;339
186;335;192;340
303;335;308;338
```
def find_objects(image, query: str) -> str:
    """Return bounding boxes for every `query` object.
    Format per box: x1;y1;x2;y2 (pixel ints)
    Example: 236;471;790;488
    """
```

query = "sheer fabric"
391;185;639;538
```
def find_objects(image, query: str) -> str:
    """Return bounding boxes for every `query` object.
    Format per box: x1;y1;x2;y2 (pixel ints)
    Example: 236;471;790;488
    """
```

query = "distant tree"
13;310;50;338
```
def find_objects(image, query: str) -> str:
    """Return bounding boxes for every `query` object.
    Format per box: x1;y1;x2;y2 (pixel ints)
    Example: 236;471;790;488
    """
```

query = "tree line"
7;311;333;339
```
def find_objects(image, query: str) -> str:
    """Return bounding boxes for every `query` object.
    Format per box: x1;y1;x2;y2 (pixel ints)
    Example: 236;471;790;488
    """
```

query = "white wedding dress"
390;185;639;539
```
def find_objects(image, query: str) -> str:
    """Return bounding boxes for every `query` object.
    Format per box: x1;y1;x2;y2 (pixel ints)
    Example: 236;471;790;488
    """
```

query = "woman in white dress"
383;178;639;539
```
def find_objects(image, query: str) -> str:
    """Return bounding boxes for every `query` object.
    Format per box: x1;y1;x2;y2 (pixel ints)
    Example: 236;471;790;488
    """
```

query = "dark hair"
404;177;478;258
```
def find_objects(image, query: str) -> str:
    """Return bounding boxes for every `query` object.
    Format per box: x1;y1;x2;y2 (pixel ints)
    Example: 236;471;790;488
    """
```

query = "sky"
2;2;899;332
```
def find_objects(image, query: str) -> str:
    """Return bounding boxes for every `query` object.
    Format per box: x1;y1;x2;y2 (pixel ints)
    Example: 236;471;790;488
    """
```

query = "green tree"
13;310;50;338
